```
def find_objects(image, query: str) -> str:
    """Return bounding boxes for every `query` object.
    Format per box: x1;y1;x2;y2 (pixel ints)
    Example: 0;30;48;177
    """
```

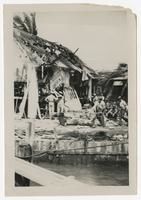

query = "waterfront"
13;11;129;189
35;162;129;186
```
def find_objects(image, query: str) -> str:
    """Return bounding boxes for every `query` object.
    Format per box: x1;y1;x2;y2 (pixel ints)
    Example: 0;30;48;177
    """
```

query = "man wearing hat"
45;91;57;119
95;96;106;127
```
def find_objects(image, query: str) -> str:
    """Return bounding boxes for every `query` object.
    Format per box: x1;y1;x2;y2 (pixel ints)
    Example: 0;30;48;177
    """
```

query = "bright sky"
36;9;129;71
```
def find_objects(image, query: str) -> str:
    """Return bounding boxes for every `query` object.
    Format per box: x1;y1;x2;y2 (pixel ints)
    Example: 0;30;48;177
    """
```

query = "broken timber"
15;157;90;187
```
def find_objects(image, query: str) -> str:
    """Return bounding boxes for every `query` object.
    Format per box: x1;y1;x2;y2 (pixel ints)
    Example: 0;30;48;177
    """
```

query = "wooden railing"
15;157;88;187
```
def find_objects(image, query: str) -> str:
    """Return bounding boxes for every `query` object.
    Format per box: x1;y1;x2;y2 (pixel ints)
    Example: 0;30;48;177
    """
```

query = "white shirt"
96;100;105;112
93;96;98;102
120;99;127;110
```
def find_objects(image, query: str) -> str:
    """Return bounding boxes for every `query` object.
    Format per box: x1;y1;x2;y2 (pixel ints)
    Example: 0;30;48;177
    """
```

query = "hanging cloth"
82;69;89;81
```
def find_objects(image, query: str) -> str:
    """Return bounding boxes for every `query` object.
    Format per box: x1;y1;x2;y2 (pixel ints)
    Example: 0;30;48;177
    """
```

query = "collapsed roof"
13;14;96;79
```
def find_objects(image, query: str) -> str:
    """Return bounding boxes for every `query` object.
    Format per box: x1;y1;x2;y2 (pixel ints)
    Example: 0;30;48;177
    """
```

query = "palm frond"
23;13;33;33
13;22;20;29
13;15;28;32
30;13;38;35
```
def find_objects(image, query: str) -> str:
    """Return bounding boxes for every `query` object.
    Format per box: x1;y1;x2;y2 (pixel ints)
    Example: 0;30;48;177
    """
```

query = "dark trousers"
96;112;105;127
120;109;128;123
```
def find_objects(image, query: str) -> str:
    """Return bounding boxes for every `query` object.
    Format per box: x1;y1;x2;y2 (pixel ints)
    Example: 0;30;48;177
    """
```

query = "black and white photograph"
4;4;137;196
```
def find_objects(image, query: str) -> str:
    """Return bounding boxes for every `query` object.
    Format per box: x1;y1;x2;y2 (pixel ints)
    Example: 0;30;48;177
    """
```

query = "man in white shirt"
118;96;128;123
96;97;106;126
119;98;127;111
45;92;57;119
91;96;105;127
57;91;65;116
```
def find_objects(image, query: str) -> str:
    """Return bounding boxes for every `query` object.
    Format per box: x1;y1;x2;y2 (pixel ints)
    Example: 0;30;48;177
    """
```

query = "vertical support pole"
83;135;88;154
15;121;34;186
94;85;96;94
41;65;44;79
88;77;92;101
27;119;35;148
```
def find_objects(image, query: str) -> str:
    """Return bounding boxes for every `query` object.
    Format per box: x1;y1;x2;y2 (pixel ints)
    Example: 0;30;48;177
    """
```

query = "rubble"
15;118;128;142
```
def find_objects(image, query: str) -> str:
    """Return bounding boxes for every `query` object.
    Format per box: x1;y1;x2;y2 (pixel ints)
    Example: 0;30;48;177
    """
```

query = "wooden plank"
15;157;87;187
15;157;65;186
14;97;23;100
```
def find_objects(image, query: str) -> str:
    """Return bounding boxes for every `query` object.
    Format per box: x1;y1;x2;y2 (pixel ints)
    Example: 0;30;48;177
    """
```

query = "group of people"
43;89;128;128
45;90;65;119
90;94;128;127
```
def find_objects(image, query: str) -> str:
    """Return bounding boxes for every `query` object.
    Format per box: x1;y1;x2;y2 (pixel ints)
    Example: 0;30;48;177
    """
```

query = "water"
35;162;129;186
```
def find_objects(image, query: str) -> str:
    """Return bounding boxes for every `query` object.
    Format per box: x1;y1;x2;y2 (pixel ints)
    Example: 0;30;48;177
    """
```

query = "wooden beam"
15;157;88;187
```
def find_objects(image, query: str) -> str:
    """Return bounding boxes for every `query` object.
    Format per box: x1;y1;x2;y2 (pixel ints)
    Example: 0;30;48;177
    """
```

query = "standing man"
91;96;105;127
57;91;67;126
57;91;65;116
95;97;106;127
45;91;57;119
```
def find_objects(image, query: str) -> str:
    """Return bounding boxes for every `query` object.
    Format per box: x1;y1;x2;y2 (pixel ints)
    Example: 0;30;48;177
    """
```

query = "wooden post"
27;119;35;147
83;135;88;154
88;77;92;101
15;136;33;186
41;65;44;79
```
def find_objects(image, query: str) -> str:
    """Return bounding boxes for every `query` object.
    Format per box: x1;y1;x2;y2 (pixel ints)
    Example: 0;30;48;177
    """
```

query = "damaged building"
13;18;97;118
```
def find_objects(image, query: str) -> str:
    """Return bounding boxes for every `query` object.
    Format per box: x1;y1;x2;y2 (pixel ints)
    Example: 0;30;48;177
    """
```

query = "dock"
15;157;93;189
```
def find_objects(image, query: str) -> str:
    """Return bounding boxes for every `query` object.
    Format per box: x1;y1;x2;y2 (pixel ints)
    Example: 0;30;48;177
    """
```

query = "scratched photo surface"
4;4;137;196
